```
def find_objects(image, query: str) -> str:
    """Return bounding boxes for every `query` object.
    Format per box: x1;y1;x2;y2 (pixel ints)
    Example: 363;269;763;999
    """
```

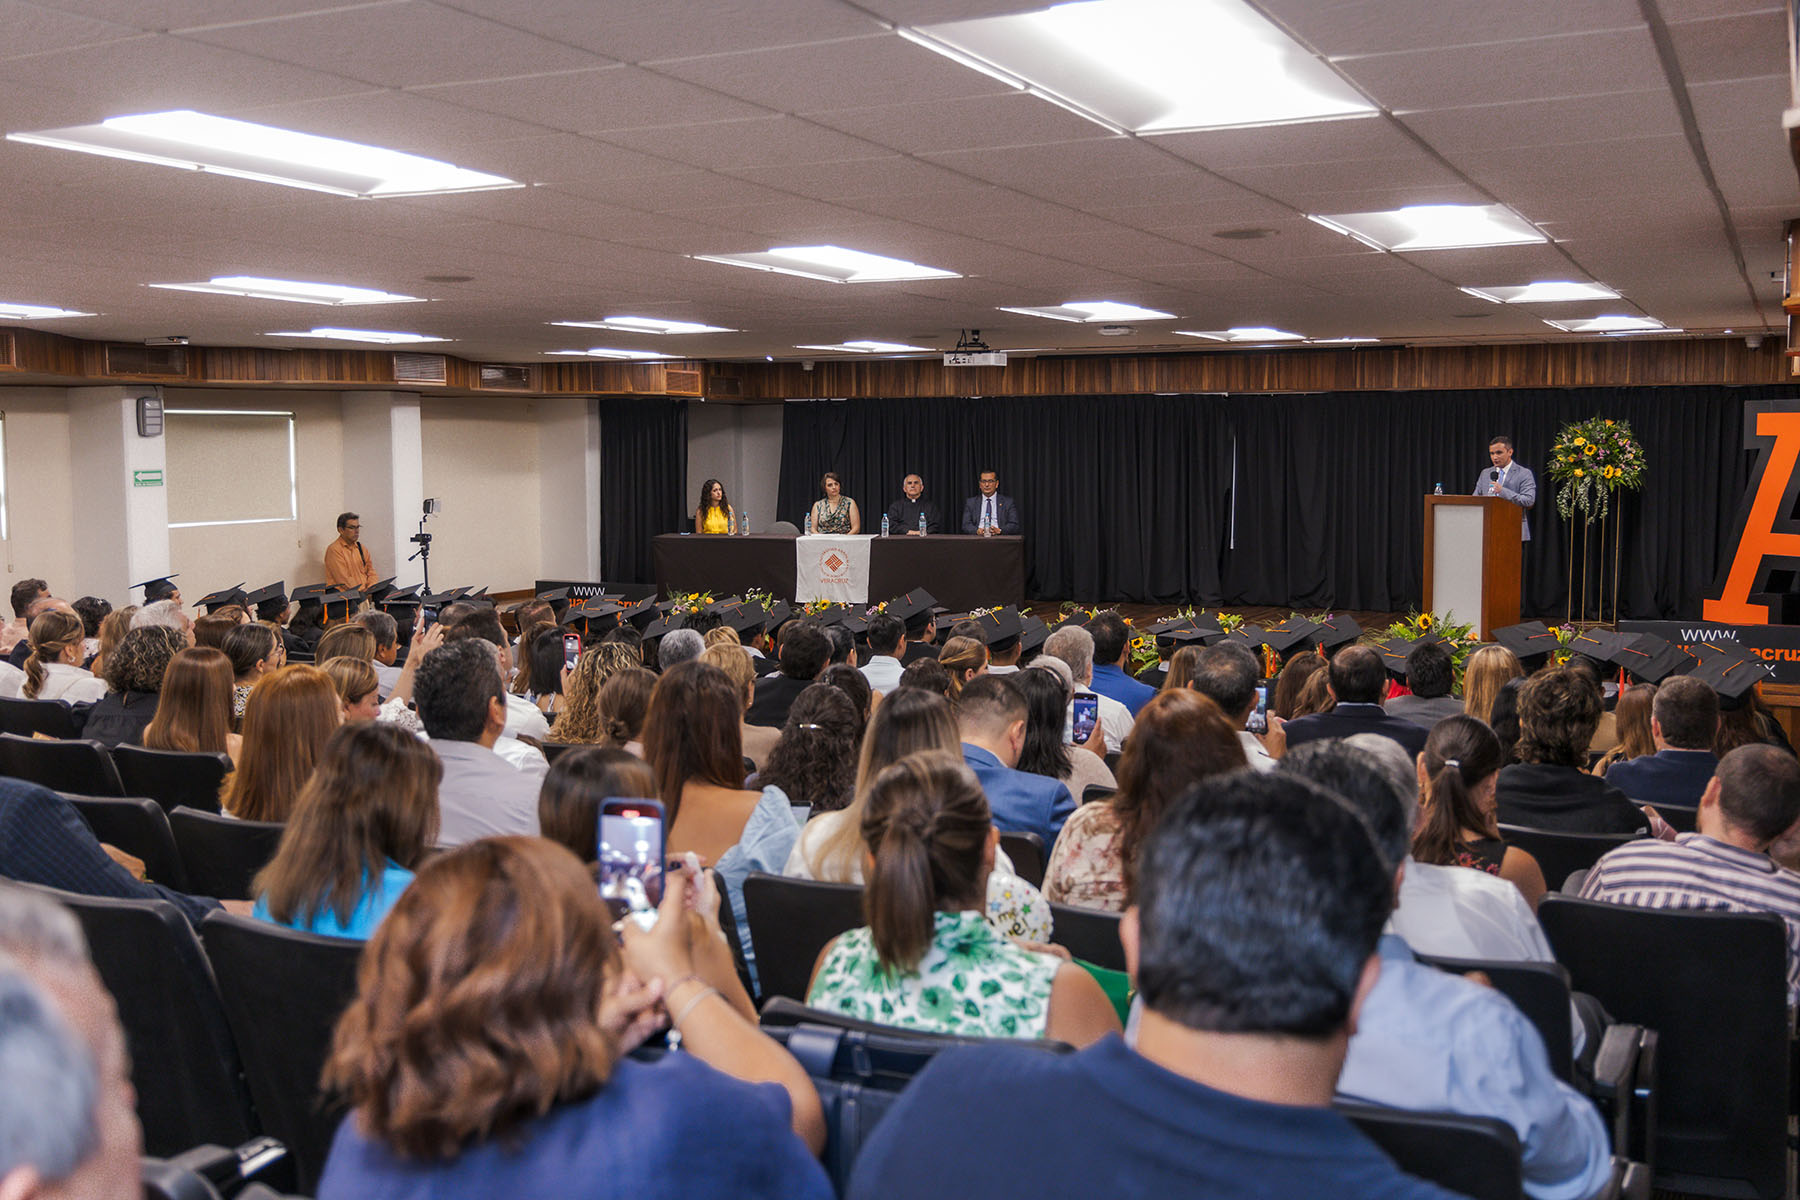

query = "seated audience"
441;609;550;745
747;622;830;728
318;840;830;1196
1042;624;1132;753
132;598;189;636
220;664;342;823
958;675;1076;847
412;640;541;845
822;623;856;669
703;625;742;649
1602;674;1719;811
1593;682;1656;776
321;657;383;723
1283;645;1426;756
86;625;184;748
536;746;659;864
858;612;907;693
896;656;953;702
1463;644;1525;727
1271;652;1324;720
849;770;1464;1200
808;752;1118;1045
701;643;780;769
1491;675;1525;763
1084;611;1155;716
141;646;241;761
222;621;284;725
514;622;567;718
1303;742;1613;1200
657;626;705;673
86;606;135;681
595;668;656;755
1044;689;1245;911
0;578;45;653
315;622;378;666
1013;662;1116;799
818;662;873;735
549;641;642;745
1714;690;1791;757
253;723;438;939
935;635;987;699
353;609;402;696
508;620;554;699
1581;744;1800;1002
752;684;859;815
1190;643;1277;772
786;687;1050;941
1159;644;1202;691
1412;716;1547;909
72;595;110;656
1497;667;1649;835
191;609;240;651
1386;641;1462;730
19;609;106;703
1291;665;1336;717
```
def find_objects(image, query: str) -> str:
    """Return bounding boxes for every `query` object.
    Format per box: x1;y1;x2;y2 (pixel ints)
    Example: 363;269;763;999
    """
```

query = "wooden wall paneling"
197;347;397;386
0;331;15;372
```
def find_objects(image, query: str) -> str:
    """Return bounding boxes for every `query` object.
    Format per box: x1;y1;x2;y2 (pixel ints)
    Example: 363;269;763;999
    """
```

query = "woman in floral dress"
806;752;1118;1045
808;471;861;534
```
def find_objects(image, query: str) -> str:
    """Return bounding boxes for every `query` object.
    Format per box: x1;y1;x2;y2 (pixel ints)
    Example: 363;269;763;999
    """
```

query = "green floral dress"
806;910;1061;1039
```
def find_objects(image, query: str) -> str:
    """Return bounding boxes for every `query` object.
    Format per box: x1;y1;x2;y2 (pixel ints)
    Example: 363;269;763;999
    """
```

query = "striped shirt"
1579;833;1800;1001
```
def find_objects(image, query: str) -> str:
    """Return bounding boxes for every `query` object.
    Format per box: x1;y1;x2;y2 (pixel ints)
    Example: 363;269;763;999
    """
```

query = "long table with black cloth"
651;534;1024;612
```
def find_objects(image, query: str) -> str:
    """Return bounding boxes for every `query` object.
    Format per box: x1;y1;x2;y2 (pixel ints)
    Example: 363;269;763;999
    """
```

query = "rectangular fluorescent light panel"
151;277;426;305
1542;315;1668;333
794;341;933;354
266;328;447;345
0;302;94;319
7;110;519;198
908;0;1376;134
1460;281;1621;304
1001;301;1176;323
1177;327;1305;342
551;316;736;335
693;245;958;284
1309;205;1547;251
547;348;675;360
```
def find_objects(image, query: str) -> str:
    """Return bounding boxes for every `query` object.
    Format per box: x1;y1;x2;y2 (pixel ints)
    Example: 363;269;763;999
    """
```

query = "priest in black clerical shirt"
885;472;943;535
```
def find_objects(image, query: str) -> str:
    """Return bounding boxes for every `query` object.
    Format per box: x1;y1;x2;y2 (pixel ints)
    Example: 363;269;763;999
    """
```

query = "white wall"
419;397;542;591
685;401;782;533
0;389;77;606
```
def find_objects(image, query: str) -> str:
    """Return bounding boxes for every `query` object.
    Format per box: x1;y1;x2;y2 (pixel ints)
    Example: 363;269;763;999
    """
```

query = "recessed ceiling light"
551;316;737;335
1309;337;1379;344
0;302;94;319
1176;327;1305;342
266;328;448;345
1460;281;1621;304
546;348;676;361
151;277;427;306
1000;300;1176;323
906;0;1375;134
7;110;520;198
1309;205;1547;251
693;245;958;284
1542;315;1670;333
793;341;934;354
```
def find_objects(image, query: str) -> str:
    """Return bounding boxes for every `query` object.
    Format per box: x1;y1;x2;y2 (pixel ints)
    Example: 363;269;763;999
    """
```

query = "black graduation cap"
364;577;398;605
1491;621;1559;666
1225;624;1267;649
417;589;461;609
1689;648;1773;707
461;589;494;608
711;600;770;638
322;587;362;622
1374;637;1423;679
377;583;421;610
806;603;852;627
1050;611;1090;633
1019;615;1051;656
134;575;180;603
641;612;686;641
196;584;248;613
1612;634;1694;685
533;587;574;619
290;583;330;612
764;601;795;632
561;598;622;634
1307;615;1363;653
1567;628;1631;666
1260;617;1322;657
839;613;870;639
971;607;1023;650
885;589;937;631
618;597;658;631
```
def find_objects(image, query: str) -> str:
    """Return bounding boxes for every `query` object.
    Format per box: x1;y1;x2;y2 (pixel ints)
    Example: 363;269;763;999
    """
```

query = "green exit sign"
132;470;163;487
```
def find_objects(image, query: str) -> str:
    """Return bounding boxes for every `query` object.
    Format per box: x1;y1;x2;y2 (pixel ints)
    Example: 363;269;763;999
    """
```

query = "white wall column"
341;391;423;588
538;396;601;581
67;387;169;604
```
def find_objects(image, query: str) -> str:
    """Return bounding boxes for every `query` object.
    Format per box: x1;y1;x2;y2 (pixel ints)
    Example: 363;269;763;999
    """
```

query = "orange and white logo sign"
1705;400;1800;625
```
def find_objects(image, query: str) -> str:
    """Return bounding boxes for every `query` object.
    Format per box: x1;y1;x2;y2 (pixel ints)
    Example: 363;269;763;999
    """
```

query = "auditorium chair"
1498;825;1645;891
0;731;123;795
1335;1103;1523;1200
741;872;864;1004
113;744;232;815
1538;895;1788;1199
998;830;1045;887
1648;803;1698;834
141;1137;294;1200
20;885;258;1159
539;741;578;764
61;792;187;890
1047;902;1125;972
767;520;800;536
0;695;91;739
200;913;363;1195
169;807;284;901
1080;784;1116;805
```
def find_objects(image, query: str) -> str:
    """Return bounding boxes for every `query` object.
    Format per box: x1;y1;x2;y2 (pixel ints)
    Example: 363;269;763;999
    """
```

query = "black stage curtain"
777;396;1235;603
777;385;1794;618
599;398;687;584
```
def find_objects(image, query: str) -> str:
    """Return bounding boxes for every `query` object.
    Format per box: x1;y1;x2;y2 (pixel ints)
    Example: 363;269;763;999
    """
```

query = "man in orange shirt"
324;511;378;591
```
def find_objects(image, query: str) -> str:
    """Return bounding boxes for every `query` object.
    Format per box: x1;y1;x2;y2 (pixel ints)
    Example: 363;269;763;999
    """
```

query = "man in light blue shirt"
1086;611;1155;717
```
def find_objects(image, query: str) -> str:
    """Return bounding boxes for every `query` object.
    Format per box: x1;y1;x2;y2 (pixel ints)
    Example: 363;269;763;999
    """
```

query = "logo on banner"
1705;399;1800;624
818;549;849;583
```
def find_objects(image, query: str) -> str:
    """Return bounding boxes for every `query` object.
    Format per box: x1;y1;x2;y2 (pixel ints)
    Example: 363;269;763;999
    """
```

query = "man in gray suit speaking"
1474;435;1536;541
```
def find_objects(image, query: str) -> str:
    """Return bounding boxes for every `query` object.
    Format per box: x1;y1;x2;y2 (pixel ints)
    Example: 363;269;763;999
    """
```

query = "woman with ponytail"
1412;715;1547;909
20;609;106;703
806;751;1118;1045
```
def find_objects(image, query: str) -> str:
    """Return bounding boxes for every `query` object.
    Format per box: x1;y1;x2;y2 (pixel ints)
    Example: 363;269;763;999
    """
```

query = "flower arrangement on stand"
666;591;713;617
1546;417;1647;626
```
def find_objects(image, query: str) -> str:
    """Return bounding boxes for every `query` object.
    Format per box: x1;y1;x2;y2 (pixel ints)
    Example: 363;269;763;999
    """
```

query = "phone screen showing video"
598;800;664;922
1072;696;1099;744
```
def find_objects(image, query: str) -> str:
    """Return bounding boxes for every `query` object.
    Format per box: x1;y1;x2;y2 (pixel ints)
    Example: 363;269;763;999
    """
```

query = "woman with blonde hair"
20;609;106;703
220;665;342;822
1463;644;1526;726
320;657;383;723
1160;644;1204;691
935;635;987;699
142;647;241;760
87;606;137;684
552;642;642;744
1593;683;1656;776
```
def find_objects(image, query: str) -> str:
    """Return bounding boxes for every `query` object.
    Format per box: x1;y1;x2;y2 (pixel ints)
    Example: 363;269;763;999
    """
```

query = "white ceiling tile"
419;133;698;185
0;1;142;58
1154;116;1421;171
720;155;979;200
234;90;550;157
807;92;1112;155
412;66;770;135
1688;75;1790;132
32;0;402;30
1337;28;1667;110
1702;126;1800;210
917;138;1214;196
1655;0;1783;20
1398;91;1683;151
595;115;893;169
1463;134;1706;204
1666;9;1788;82
654;32;1014;112
1269;0;1643;57
438;0;884;62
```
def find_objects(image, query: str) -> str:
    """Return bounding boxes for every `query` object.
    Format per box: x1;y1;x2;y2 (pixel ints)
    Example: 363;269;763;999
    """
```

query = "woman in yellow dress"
694;478;736;534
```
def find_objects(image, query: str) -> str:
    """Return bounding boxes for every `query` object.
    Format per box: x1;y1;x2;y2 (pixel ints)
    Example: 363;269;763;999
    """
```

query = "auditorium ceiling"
0;0;1791;364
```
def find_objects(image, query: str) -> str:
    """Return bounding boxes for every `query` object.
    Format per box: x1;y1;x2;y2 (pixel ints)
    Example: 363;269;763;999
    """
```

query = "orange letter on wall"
1705;405;1800;624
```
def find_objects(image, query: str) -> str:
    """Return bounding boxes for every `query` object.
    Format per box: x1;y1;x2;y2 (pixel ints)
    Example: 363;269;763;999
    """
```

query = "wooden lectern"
1423;496;1522;640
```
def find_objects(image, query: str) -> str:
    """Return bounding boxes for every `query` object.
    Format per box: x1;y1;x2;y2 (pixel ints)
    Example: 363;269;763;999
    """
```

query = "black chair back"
1498;824;1645;890
998;830;1045;888
0;732;123;795
24;885;257;1157
1417;953;1575;1082
539;741;579;764
1538;895;1789;1199
1080;784;1115;805
200;912;364;1195
113;745;232;815
1651;804;1698;833
169;807;285;901
1337;1102;1523;1200
1048;902;1125;972
741;872;864;1003
62;793;188;891
0;695;91;739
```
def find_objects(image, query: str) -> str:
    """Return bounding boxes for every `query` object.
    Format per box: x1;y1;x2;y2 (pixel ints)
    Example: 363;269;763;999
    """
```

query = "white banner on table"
795;534;872;603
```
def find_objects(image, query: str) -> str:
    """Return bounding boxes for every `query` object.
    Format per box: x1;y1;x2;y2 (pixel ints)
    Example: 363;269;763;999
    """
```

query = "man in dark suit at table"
962;469;1021;535
886;473;943;535
1283;645;1427;758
